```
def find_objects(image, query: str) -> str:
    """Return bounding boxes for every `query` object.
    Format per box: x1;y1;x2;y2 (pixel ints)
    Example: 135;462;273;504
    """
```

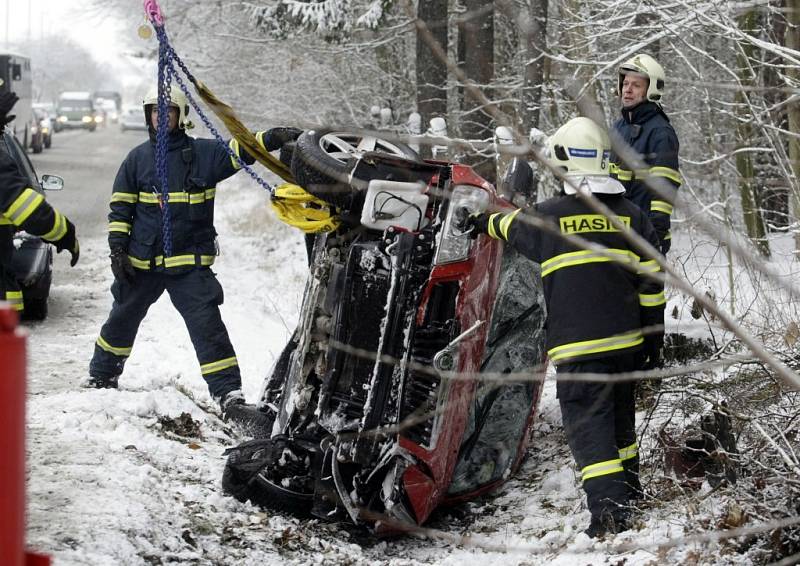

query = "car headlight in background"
57;116;67;122
94;115;104;123
31;126;38;134
434;185;491;265
82;116;92;123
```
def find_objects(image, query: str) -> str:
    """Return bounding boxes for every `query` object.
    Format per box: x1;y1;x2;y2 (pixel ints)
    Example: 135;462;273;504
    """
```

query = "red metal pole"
0;305;51;566
0;305;26;566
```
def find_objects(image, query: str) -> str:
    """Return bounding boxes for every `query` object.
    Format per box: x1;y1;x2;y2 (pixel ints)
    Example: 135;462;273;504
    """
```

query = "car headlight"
434;185;491;265
31;126;38;133
94;115;104;123
57;116;67;122
82;116;92;123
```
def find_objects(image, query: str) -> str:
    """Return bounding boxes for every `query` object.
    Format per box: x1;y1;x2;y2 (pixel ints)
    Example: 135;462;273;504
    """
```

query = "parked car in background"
32;107;52;149
1;128;65;319
27;110;43;153
56;91;98;131
33;102;58;138
119;107;146;132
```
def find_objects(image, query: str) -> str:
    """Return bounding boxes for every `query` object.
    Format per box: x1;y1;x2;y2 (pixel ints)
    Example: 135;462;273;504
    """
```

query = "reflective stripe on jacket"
485;193;665;364
0;150;72;266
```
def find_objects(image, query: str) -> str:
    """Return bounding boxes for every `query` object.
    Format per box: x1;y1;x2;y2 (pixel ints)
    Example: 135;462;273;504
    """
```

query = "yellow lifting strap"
271;183;340;233
193;80;295;184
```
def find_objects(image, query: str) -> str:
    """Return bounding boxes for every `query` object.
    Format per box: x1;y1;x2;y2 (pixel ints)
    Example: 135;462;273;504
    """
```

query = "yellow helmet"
617;53;665;103
548;117;611;176
143;86;191;129
271;183;341;233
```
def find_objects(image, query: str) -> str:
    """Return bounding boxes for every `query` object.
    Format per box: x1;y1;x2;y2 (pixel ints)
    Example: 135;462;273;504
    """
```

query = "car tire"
291;129;420;209
32;142;43;154
44;135;51;149
23;296;48;321
222;437;314;516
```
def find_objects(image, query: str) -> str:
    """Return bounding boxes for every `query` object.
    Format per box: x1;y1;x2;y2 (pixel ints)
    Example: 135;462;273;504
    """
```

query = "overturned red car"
223;130;547;532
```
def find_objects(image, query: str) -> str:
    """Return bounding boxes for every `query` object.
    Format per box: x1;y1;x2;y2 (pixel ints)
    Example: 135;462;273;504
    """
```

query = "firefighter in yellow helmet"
87;84;300;426
610;53;681;255
468;117;666;537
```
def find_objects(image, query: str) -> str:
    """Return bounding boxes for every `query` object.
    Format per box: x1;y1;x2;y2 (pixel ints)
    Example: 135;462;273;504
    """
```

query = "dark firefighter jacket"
108;130;266;274
610;101;681;248
0;149;74;272
484;193;665;365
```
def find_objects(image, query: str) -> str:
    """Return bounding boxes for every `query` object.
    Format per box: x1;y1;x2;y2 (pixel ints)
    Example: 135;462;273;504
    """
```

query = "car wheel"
222;437;314;515
44;135;51;149
32;142;43;154
22;296;48;321
291;129;420;208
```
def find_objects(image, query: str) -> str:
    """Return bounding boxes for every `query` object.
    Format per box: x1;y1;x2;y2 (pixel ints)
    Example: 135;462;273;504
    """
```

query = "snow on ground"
23;175;790;564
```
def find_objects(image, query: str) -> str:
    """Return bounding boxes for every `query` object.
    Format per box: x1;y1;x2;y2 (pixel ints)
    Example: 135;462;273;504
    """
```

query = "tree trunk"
521;0;548;135
786;0;800;257
736;10;770;256
460;0;495;183
521;0;548;197
416;0;448;158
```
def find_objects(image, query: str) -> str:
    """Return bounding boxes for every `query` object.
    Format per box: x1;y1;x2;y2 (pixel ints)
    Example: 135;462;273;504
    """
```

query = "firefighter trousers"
0;265;23;313
556;352;640;522
89;267;242;400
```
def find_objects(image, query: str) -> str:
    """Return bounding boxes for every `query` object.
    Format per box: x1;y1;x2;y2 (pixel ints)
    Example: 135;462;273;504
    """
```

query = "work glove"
54;219;80;266
110;246;136;284
0;91;19;127
465;211;491;239
261;127;303;151
641;332;664;371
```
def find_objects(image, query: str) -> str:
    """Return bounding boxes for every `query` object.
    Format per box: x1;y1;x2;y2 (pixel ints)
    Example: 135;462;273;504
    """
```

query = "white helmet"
618;53;665;104
548;117;624;195
142;86;191;129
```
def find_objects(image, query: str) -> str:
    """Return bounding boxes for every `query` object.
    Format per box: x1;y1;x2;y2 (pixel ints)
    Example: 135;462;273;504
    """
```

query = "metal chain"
154;25;274;195
155;30;173;257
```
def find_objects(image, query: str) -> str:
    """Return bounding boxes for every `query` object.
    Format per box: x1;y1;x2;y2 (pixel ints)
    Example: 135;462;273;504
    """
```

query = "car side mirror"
41;175;64;191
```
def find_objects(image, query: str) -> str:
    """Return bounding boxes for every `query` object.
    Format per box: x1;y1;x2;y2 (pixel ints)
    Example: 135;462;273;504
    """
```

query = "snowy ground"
22;174;795;565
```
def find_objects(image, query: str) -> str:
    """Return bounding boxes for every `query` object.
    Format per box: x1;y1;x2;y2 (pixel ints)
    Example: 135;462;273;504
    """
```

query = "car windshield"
59;100;92;111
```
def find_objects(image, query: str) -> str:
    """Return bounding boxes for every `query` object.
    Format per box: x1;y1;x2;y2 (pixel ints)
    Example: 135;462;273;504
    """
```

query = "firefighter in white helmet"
468;116;665;537
88;84;301;428
610;53;681;256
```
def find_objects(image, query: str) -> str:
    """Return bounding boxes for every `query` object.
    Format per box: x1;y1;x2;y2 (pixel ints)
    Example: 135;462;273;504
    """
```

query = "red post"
0;305;51;566
0;305;26;566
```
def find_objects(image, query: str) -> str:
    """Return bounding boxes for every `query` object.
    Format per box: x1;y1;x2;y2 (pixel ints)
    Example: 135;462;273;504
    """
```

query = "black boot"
82;374;119;389
220;390;274;436
584;510;630;538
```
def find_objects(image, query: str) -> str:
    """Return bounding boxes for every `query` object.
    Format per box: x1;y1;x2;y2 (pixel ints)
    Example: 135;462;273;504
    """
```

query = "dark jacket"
484;193;665;365
108;130;255;274
0;149;75;265
610;101;681;251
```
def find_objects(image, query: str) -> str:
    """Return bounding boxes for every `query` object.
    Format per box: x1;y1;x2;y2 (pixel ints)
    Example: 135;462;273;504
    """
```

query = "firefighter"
467;117;665;537
86;86;297;422
0;91;80;313
610;53;681;255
